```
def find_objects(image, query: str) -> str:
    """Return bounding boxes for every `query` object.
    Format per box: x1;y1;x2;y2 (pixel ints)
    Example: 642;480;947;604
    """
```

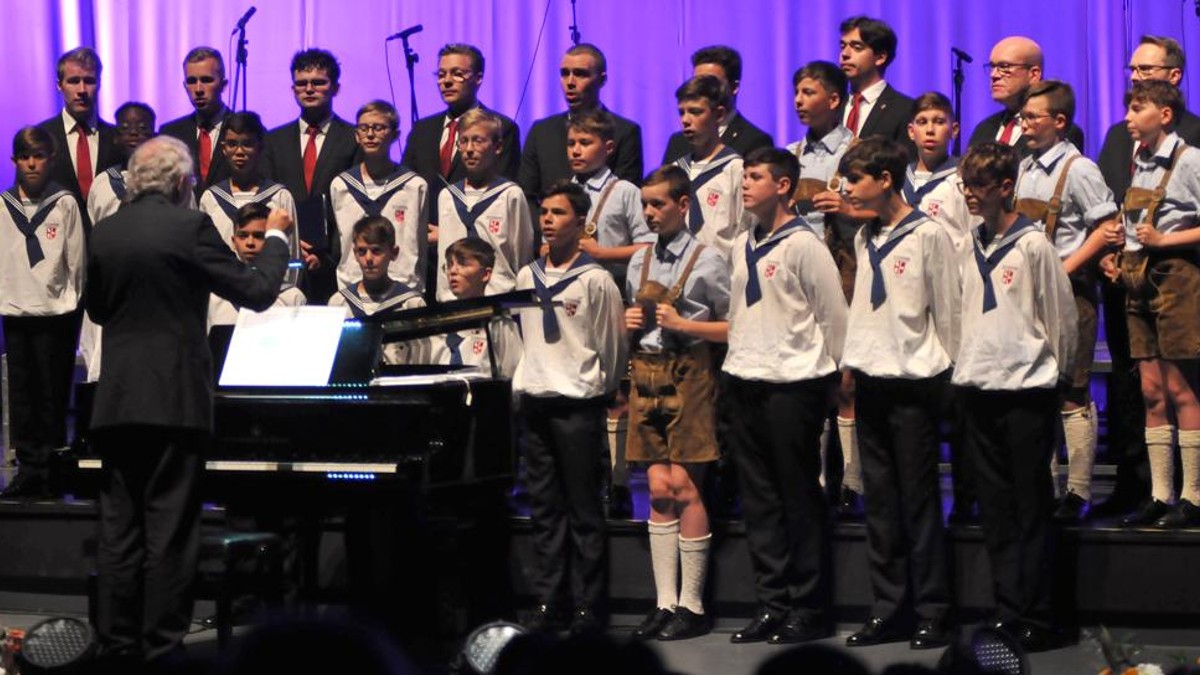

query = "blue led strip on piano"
326;472;378;481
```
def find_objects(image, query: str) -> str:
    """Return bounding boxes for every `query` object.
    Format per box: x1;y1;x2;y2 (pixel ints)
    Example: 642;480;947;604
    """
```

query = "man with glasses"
967;36;1084;155
262;48;362;305
404;44;520;224
160;47;231;198
1093;36;1200;519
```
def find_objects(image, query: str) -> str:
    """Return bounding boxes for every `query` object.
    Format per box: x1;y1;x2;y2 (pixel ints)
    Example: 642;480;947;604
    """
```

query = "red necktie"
303;125;319;194
198;121;212;184
75;123;93;200
998;116;1018;145
845;93;863;136
439;116;459;178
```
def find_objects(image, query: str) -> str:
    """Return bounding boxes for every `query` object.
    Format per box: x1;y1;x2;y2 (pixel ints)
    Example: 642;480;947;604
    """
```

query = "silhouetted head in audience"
755;644;872;675
225;616;415;675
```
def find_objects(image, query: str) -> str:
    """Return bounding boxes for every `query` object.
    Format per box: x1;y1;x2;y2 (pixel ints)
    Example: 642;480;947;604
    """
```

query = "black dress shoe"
910;619;950;650
837;487;864;520
1052;492;1088;523
845;616;904;647
631;607;673;640
768;614;832;644
1122;498;1171;527
569;607;603;636
730;611;785;643
1155;499;1200;529
607;484;633;519
657;607;710;641
524;604;566;633
0;473;50;499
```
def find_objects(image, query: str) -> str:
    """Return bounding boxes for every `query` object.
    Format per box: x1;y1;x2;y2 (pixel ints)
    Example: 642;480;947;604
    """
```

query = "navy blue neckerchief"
338;280;421;319
865;209;927;309
338;164;418;217
529;253;603;343
104;166;127;201
675;146;740;234
206;178;284;222
446;332;465;365
903;156;959;206
2;182;72;267
743;217;811;307
442;177;513;239
971;215;1039;313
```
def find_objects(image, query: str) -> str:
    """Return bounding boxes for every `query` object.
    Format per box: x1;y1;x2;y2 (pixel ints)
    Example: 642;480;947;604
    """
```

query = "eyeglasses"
435;68;474;82
1016;111;1054;124
355;123;392;135
292;78;331;90
1127;64;1173;76
984;61;1035;76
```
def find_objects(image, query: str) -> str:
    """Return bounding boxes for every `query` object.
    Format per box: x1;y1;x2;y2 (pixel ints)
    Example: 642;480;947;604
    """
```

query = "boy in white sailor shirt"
198;112;300;285
673;75;753;259
724;147;847;645
81;102;157;383
1015;80;1119;522
0;127;86;498
207;202;307;330
839;138;959;650
904;92;973;257
328;215;428;365
514;181;626;634
953;142;1076;651
566;108;654;293
330;100;428;294
430;237;522;378
788;60;871;518
436;108;533;302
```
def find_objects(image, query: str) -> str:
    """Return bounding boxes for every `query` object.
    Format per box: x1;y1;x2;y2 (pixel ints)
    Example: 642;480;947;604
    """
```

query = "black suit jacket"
159;113;232;197
518;109;643;200
86;192;289;432
1097;110;1200;204
401;104;521;222
856;84;915;148
661;112;774;164
968;109;1085;156
35;113;119;204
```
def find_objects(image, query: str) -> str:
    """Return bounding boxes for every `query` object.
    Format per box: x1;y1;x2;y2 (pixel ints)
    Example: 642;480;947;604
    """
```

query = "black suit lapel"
859;86;893;138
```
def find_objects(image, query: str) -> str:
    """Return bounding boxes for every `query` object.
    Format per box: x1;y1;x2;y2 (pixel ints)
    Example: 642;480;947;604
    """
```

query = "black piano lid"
367;289;538;344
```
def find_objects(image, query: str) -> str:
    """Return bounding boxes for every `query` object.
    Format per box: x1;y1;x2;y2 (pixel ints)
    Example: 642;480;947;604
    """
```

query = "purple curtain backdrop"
2;0;1199;189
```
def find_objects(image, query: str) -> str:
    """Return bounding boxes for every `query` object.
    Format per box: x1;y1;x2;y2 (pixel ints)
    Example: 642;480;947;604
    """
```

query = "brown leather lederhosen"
583;179;619;239
625;243;720;463
1118;142;1191;290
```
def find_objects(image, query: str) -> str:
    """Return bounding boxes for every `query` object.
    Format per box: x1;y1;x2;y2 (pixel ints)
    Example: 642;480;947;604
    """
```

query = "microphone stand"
233;24;249;111
569;0;581;45
951;50;967;157
400;35;420;125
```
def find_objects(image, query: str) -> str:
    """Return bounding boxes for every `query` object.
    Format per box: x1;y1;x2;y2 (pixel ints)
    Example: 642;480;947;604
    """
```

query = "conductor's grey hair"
126;136;194;204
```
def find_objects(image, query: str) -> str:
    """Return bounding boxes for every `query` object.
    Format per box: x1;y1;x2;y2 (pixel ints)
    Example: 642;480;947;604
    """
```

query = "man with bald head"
1092;35;1200;519
968;36;1084;153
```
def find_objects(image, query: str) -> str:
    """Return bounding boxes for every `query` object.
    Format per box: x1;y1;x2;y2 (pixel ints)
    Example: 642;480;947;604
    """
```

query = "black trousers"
962;387;1058;628
520;394;607;610
855;373;949;622
726;374;832;618
2;312;79;475
94;425;204;663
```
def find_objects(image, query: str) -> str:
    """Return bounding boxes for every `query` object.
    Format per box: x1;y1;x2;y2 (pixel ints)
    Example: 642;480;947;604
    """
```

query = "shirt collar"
62;108;97;134
1030;140;1073;173
574;166;614;193
854;79;888;104
718;109;740;139
445;103;480;127
299;116;332;137
655;229;694;262
196;107;228;130
804;125;853;154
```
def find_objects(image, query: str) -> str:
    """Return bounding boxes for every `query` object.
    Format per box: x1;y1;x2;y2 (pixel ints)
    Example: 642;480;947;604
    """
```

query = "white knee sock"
648;519;680;610
1062;403;1098;501
1178;429;1200;505
1146;425;1177;504
677;533;711;615
838;416;863;494
608;416;628;486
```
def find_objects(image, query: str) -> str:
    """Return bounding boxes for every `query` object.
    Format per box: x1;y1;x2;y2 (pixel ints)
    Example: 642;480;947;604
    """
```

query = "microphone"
231;6;256;34
951;46;974;64
385;25;424;41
